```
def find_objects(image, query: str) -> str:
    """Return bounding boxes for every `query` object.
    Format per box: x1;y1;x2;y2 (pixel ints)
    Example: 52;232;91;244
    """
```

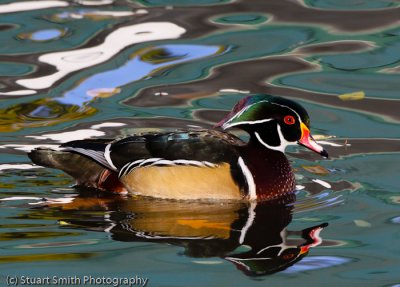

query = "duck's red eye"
284;115;295;125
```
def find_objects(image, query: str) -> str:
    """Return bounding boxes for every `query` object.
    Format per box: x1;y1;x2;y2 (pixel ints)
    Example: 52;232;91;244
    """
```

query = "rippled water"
0;0;399;286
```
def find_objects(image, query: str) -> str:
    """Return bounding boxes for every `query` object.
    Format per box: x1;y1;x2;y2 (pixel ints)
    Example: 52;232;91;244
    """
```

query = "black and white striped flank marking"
62;146;115;170
118;158;218;178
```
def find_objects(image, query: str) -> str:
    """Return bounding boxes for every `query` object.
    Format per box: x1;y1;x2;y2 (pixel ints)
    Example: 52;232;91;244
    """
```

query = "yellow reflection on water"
0;253;94;264
0;99;96;132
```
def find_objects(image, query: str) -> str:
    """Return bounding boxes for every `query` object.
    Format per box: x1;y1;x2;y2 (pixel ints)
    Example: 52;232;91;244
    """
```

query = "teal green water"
0;1;399;286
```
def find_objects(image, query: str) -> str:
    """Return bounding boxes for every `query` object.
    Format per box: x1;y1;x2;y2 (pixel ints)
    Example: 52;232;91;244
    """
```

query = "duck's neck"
237;140;296;201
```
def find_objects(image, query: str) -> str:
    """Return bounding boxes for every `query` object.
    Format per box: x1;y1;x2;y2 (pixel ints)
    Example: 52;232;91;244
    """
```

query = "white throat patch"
254;124;295;153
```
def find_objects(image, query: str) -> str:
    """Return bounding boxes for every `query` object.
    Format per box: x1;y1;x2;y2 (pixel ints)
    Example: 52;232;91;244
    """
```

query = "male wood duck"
28;94;328;201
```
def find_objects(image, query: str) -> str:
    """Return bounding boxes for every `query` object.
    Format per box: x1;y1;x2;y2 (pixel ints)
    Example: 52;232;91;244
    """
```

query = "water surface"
0;0;399;286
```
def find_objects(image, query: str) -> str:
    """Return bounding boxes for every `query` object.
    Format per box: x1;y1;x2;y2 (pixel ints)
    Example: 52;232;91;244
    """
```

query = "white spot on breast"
238;157;257;200
104;144;117;171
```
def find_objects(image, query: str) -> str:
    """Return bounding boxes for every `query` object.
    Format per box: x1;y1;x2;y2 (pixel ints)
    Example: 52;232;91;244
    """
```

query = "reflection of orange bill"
302;165;330;175
300;225;325;255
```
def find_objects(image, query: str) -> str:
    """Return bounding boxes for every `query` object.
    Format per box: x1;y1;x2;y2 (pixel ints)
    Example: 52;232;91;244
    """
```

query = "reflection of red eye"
283;253;295;260
284;115;296;125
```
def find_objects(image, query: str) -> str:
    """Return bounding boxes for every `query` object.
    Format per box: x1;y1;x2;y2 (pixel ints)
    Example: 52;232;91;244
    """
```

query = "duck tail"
28;148;106;188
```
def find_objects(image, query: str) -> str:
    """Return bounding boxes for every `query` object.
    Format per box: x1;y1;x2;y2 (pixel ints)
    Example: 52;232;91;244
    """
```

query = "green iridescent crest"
216;94;310;129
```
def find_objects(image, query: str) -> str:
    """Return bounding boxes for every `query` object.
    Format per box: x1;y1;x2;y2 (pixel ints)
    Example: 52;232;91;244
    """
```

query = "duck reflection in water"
49;192;328;276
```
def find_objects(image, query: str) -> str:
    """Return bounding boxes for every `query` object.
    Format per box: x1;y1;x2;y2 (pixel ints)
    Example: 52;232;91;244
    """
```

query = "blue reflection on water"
55;44;222;106
391;217;400;224
282;256;352;273
31;29;63;41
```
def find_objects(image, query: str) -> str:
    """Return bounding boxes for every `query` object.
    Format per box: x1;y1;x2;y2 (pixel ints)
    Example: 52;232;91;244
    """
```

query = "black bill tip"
320;149;329;159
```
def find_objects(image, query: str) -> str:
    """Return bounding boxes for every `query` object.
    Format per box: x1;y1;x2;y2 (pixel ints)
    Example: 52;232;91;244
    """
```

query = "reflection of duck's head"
52;193;327;276
29;94;327;201
225;223;328;276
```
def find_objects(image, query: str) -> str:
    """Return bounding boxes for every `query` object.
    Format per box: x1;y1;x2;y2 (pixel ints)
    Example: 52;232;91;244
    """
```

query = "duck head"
215;94;328;157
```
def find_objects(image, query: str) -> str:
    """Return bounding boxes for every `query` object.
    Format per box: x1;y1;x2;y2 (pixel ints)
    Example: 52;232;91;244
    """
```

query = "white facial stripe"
223;100;271;128
222;118;273;129
223;100;306;134
238;157;256;200
276;124;295;149
255;131;281;152
271;102;302;124
230;104;251;121
254;124;296;153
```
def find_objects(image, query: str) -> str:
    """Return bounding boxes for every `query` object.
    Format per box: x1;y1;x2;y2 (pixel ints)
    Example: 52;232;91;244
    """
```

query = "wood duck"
28;94;328;201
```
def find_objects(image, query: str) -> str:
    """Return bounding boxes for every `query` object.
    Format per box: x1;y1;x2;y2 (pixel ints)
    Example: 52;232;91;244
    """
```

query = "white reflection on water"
391;217;400;224
90;122;126;129
54;9;148;20
74;0;114;5
0;196;75;205
0;1;68;14
27;129;105;143
0;163;43;171
1;123;124;152
312;179;332;189
0;90;37;96
16;22;186;90
292;191;344;213
56;44;221;106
